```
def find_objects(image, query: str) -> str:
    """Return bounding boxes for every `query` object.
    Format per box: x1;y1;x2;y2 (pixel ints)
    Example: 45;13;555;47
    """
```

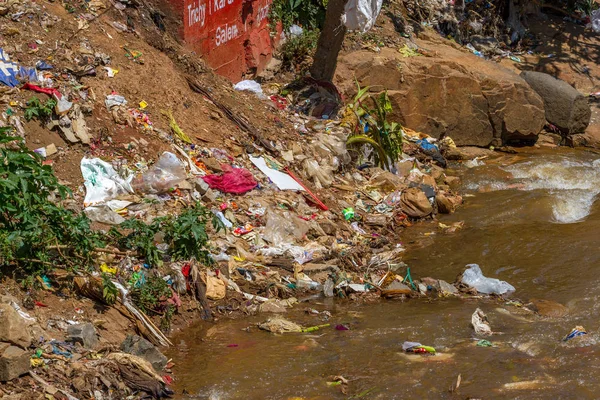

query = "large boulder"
337;37;546;146
0;304;32;349
520;71;591;134
0;343;30;381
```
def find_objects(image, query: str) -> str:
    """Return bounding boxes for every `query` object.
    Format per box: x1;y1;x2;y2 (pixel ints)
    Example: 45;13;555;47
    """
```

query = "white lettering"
256;4;270;24
213;0;225;13
187;1;206;27
215;23;239;46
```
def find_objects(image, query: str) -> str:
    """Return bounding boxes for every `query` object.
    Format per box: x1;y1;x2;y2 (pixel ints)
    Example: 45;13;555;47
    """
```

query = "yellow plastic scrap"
399;44;421;58
163;110;192;144
100;263;117;275
30;358;44;367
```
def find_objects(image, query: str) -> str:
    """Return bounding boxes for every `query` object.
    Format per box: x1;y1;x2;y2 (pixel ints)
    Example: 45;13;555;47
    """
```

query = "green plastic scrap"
404;267;417;290
477;339;493;347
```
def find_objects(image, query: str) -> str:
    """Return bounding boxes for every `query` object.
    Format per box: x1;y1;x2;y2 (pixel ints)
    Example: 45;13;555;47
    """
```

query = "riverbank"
1;0;600;399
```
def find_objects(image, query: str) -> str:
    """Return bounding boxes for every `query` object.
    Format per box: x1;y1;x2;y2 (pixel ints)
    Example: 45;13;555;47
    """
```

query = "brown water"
169;149;600;399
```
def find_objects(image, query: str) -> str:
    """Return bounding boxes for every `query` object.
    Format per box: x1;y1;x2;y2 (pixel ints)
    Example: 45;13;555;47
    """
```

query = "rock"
258;57;282;80
381;281;412;298
443;176;461;187
199;157;223;173
66;323;98;349
192;177;210;194
338;40;545;146
120;335;167;372
521;71;590;134
0;304;32;349
436;193;454;214
528;299;568;318
438;280;458;294
259;301;287;313
0;343;30;381
400;187;433;218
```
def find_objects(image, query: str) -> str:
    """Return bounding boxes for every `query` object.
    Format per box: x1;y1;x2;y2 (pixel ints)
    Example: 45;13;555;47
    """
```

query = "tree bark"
310;0;348;82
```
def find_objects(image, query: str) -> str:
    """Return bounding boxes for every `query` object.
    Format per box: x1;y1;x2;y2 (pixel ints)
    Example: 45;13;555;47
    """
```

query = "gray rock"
66;323;98;349
0;343;30;381
521;71;591;134
121;335;167;372
259;301;287;313
0;304;32;349
438;280;459;294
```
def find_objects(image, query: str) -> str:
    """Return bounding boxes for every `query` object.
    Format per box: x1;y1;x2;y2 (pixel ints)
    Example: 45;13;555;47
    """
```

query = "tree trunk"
310;0;348;82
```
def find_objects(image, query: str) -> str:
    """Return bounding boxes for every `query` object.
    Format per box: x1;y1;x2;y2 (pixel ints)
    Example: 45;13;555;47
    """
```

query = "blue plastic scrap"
0;48;38;87
416;138;438;152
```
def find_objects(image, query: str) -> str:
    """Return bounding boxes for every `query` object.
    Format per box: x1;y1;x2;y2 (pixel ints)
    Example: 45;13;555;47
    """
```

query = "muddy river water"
169;148;600;399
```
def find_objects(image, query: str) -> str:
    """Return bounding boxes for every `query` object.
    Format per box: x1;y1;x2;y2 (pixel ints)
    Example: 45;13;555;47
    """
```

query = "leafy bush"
269;0;326;33
111;202;223;267
0;131;105;274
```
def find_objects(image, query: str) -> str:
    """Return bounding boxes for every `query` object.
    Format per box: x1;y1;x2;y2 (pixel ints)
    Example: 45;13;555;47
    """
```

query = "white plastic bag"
461;264;515;295
81;157;134;206
233;80;266;99
591;9;600;33
342;0;383;33
132;152;187;194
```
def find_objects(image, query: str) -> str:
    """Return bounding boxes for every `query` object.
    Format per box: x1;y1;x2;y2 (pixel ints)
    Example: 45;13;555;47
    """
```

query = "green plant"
0;132;105;275
346;83;403;170
279;29;320;69
24;97;57;122
269;0;326;33
111;202;223;267
131;275;171;314
101;273;118;305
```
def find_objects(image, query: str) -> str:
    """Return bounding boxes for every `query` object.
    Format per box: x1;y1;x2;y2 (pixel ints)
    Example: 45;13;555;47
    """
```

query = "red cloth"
22;83;62;99
203;165;257;194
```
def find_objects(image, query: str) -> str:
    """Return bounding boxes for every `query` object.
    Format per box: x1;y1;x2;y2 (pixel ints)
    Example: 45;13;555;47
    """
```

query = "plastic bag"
132;152;187;194
262;210;309;246
303;159;333;189
233;80;266;99
81;157;134;206
591;9;600;33
461;264;515;295
342;0;382;32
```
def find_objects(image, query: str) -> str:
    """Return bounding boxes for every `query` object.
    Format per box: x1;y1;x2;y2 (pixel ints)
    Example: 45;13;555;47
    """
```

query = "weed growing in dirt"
279;30;320;70
346;84;403;170
24;97;56;122
131;275;171;315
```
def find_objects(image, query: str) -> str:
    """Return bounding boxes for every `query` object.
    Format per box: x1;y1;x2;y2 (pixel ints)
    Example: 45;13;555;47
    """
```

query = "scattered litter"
461;264;515;295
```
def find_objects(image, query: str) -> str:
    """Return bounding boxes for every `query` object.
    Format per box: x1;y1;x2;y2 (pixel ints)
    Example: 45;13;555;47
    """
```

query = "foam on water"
487;156;600;223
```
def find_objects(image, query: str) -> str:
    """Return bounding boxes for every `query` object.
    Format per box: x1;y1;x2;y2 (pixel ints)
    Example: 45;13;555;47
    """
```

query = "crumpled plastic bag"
132;152;187;194
342;0;382;32
262;210;310;246
591;9;600;33
462;264;515;295
81;157;134;206
303;159;333;189
203;165;257;194
400;187;433;218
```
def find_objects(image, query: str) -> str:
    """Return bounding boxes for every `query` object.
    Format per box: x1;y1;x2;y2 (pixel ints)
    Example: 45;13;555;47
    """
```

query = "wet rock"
340;44;545;146
120;335;167;372
436;194;454;214
438;280;458;294
443;176;461;188
400;187;432;218
66;323;98;349
521;71;591;134
0;343;30;381
528;299;568;318
0;304;32;349
381;281;412;298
